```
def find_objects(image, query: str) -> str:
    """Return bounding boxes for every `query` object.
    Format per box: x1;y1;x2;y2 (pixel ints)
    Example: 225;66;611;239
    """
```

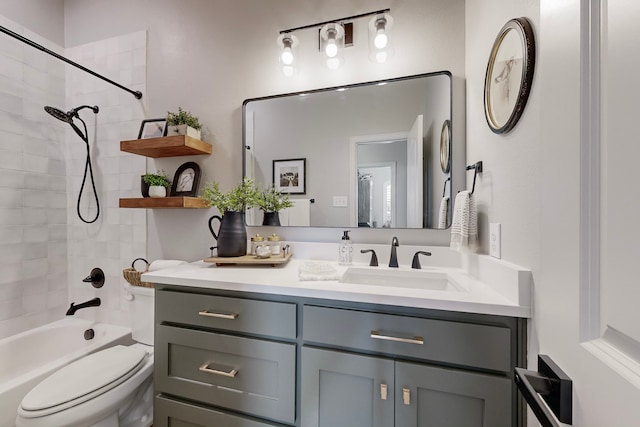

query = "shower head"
44;105;100;123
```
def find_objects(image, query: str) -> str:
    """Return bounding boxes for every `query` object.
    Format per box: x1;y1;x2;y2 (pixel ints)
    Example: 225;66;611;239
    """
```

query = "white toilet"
16;285;155;427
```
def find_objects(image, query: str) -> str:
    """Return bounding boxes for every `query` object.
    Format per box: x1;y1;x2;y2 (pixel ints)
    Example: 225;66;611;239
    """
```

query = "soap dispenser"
338;230;353;265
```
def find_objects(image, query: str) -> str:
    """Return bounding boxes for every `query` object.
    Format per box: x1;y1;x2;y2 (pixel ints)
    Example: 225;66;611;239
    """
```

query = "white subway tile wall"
0;14;147;338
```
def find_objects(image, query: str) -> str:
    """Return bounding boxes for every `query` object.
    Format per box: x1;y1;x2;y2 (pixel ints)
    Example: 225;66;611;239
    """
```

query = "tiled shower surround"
0;15;148;338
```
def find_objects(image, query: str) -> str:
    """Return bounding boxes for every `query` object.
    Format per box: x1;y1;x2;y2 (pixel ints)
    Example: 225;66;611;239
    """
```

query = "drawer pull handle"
198;310;238;320
380;383;388;400
370;330;424;345
403;387;411;405
199;363;238;378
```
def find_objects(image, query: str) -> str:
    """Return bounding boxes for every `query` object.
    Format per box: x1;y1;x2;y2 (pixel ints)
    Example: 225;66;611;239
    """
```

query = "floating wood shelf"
120;135;212;158
119;197;209;209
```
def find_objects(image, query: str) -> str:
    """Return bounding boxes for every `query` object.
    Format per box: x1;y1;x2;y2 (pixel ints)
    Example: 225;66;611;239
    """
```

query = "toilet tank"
129;285;155;345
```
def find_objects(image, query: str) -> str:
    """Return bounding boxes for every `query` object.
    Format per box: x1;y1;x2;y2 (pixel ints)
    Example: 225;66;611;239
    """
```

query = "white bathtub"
0;318;132;427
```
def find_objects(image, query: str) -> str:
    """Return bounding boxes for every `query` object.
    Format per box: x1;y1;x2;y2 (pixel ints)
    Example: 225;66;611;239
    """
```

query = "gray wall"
0;0;65;45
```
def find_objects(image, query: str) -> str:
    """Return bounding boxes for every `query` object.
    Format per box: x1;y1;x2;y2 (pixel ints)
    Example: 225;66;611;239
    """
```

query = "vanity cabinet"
153;285;526;427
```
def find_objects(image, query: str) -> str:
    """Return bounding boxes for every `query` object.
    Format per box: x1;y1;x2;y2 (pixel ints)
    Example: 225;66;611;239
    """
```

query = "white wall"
0;0;65;45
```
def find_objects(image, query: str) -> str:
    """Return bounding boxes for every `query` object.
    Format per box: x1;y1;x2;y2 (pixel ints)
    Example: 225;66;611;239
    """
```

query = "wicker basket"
123;257;153;288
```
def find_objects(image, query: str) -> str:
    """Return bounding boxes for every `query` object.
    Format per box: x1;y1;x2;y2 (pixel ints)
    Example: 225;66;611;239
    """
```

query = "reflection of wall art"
170;161;201;197
138;118;167;139
484;17;535;134
273;158;306;194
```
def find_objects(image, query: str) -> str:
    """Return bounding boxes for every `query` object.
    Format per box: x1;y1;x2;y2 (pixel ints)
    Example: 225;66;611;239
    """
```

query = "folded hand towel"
450;191;478;253
148;260;188;272
438;196;450;229
298;262;340;281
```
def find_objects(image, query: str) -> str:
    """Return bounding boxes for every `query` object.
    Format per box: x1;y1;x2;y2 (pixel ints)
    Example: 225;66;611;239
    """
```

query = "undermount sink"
339;267;463;292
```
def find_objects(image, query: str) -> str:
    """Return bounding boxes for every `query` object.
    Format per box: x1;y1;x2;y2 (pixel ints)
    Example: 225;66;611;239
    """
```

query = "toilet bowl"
16;285;155;427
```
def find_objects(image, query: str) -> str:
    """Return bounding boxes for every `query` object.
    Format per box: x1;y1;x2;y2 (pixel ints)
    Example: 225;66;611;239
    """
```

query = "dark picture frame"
138;118;167;139
169;161;201;197
484;17;536;134
273;158;306;194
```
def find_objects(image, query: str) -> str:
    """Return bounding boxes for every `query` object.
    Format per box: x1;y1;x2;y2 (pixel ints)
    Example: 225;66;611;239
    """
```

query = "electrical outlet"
333;196;348;207
490;223;501;259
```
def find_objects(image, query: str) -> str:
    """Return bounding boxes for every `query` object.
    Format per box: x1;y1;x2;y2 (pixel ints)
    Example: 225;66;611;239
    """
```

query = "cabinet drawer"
156;289;296;339
303;305;511;372
155;325;296;424
155;395;284;427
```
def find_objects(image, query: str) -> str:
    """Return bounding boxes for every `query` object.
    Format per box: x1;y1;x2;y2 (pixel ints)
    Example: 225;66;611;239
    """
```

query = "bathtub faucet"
66;297;101;316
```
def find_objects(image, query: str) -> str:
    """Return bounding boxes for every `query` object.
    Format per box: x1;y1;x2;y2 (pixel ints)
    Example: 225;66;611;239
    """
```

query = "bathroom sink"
339;267;463;292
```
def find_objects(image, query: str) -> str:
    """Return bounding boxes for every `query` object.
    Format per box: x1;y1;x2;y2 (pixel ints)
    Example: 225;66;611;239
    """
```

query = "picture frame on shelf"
273;158;306;194
483;17;536;134
170;161;201;197
138;118;167;139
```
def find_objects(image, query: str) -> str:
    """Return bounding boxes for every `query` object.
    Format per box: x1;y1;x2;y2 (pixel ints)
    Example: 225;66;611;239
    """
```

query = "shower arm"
0;25;143;100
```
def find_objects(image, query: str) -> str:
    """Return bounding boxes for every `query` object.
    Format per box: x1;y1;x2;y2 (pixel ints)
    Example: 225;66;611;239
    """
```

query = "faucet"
389;236;399;268
411;251;432;269
66;297;101;316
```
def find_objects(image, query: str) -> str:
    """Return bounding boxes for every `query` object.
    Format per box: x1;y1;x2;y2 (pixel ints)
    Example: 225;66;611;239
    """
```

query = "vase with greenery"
166;107;202;139
141;170;171;198
258;185;293;226
202;178;260;257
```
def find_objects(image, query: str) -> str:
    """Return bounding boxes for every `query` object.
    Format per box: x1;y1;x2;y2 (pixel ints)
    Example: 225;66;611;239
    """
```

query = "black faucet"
66;297;101;316
389;236;399;268
411;251;432;269
361;249;379;266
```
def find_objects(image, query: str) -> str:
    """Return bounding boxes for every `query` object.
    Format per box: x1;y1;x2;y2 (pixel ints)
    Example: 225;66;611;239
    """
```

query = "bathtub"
0;318;132;427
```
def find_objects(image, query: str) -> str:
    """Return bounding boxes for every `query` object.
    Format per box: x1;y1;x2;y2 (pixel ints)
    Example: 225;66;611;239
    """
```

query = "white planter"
166;124;201;139
149;186;167;198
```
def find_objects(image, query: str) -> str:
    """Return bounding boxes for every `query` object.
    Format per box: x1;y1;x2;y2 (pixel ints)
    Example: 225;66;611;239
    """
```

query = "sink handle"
411;251;432;269
360;249;379;266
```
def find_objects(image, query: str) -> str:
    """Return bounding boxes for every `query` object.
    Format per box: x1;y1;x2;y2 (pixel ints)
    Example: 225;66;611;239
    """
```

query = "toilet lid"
21;345;147;412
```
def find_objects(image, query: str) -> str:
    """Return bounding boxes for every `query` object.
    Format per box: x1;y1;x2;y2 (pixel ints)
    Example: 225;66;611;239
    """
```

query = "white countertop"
143;243;531;318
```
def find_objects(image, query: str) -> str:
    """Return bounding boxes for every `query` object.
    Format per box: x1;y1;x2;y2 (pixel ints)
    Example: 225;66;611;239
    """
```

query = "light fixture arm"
279;8;390;34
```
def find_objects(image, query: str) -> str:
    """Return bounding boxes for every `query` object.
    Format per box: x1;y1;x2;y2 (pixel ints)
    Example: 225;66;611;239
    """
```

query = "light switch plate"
333;196;348;207
490;223;501;259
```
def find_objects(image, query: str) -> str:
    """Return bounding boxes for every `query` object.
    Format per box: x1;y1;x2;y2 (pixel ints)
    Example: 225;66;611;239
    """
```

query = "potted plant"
166;107;202;139
202;178;260;257
258;185;293;226
142;170;171;198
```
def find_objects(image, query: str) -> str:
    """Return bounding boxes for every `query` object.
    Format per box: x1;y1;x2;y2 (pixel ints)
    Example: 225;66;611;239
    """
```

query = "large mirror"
243;72;453;229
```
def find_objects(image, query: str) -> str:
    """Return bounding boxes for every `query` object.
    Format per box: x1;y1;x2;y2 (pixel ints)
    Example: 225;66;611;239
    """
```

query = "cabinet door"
301;347;394;427
395;361;511;427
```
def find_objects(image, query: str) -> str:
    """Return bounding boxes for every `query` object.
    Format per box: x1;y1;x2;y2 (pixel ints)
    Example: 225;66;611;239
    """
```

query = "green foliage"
142;170;171;187
202;177;260;212
258;185;293;212
166;107;202;130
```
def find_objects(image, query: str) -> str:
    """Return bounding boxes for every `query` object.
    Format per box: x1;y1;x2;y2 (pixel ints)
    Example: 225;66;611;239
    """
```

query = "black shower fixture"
44;104;101;224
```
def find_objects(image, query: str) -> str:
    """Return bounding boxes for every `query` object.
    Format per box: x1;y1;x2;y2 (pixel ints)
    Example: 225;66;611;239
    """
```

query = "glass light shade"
326;57;341;70
375;51;388;63
277;33;298;76
368;13;394;63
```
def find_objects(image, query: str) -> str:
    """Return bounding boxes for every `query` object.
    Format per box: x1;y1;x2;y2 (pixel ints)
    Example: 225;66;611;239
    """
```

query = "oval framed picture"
484;17;536;134
440;119;451;173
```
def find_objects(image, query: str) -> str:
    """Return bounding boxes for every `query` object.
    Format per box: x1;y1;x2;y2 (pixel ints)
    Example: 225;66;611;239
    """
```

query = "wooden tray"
204;252;292;267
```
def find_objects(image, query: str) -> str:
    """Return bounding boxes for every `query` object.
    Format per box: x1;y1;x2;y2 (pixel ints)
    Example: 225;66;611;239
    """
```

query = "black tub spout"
66;297;101;316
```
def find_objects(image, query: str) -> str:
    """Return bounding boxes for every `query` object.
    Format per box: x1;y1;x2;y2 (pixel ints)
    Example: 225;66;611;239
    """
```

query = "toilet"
16;285;155;427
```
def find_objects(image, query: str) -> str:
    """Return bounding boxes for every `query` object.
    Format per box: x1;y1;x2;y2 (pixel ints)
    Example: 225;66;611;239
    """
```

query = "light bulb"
374;30;388;49
325;39;338;58
281;47;293;65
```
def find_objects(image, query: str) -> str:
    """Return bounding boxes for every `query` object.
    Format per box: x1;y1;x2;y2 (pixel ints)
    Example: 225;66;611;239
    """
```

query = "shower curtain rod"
0;25;143;100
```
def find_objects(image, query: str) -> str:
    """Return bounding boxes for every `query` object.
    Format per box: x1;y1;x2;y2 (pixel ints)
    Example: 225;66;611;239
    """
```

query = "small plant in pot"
166;107;202;139
258;185;293;226
202;178;260;257
142;170;171;198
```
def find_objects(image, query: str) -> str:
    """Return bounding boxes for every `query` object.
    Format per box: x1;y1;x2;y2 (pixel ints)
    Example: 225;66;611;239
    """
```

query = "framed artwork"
440;119;451;173
484;17;536;134
169;162;201;197
138;118;167;139
273;158;306;194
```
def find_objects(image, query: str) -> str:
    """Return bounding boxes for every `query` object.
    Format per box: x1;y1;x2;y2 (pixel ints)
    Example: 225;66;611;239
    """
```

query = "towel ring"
465;161;483;194
442;177;451;198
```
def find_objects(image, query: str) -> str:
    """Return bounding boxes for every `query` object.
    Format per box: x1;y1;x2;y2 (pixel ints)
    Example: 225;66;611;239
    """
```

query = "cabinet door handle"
380;383;388;400
370;330;424;345
199;362;238;378
198;310;238;320
403;387;411;405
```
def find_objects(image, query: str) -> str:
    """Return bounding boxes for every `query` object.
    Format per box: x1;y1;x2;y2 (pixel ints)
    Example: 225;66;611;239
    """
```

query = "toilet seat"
19;345;148;418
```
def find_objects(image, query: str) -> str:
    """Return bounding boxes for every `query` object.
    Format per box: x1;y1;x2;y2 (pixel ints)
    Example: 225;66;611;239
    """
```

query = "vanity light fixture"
277;8;392;74
277;33;298;77
368;13;394;63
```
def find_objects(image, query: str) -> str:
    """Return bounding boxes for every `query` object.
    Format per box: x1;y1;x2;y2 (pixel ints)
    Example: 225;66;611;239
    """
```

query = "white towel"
298;261;340;281
281;199;311;226
148;260;188;272
450;191;478;252
438;196;450;229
